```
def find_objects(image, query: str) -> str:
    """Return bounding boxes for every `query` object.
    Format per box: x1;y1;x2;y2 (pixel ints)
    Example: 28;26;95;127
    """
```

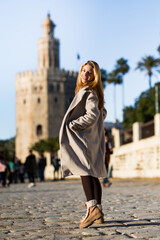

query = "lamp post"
155;84;159;114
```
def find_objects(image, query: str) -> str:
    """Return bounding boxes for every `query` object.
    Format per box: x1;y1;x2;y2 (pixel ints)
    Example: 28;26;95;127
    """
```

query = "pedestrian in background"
59;60;107;228
25;150;37;188
13;157;21;183
38;153;46;182
102;132;112;187
8;158;15;184
51;154;60;180
0;152;7;187
18;161;25;183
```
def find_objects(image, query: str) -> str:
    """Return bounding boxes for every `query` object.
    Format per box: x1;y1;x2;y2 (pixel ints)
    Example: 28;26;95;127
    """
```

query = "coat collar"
67;86;90;114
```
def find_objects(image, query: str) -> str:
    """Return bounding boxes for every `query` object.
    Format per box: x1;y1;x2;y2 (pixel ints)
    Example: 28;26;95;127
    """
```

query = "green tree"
122;83;160;128
0;137;15;161
135;56;160;88
31;137;59;155
122;106;136;129
157;45;160;56
135;88;155;122
100;68;108;88
114;58;130;109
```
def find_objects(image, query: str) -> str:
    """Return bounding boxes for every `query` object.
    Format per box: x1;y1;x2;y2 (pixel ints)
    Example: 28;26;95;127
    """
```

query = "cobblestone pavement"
0;179;160;240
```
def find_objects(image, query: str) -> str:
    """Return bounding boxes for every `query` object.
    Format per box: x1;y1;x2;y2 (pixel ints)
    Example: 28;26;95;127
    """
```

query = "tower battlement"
16;70;33;79
61;69;78;78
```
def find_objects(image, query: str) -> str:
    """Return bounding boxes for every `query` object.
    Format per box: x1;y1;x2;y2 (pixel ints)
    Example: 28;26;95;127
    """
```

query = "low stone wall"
111;114;160;178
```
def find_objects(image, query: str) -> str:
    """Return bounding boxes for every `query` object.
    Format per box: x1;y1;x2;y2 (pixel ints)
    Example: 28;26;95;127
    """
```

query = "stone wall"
111;113;160;178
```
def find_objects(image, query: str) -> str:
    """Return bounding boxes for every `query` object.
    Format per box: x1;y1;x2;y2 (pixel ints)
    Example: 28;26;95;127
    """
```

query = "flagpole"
76;53;80;72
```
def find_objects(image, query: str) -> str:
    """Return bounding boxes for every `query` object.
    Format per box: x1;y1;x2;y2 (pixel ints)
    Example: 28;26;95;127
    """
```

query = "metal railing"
120;128;133;145
140;120;154;139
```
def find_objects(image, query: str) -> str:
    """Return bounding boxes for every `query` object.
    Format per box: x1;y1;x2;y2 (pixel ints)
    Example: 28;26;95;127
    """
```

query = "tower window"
37;98;41;103
36;125;42;136
48;84;54;93
57;83;60;92
23;99;26;104
54;97;58;103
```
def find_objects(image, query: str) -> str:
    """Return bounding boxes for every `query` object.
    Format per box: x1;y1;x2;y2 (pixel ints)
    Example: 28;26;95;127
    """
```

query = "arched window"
36;125;42;136
54;97;58;103
37;98;41;103
48;84;54;93
57;83;60;92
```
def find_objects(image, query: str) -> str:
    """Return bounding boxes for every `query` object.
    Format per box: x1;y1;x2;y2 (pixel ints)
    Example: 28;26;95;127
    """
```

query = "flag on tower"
77;53;80;60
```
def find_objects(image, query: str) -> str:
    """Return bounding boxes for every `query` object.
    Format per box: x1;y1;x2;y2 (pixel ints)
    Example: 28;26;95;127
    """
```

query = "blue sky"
0;0;160;140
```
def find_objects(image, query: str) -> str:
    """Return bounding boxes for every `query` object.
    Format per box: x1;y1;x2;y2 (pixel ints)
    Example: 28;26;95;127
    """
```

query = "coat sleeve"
69;91;100;131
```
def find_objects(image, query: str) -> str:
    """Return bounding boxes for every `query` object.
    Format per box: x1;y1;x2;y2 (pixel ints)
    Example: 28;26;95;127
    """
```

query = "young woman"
59;60;107;228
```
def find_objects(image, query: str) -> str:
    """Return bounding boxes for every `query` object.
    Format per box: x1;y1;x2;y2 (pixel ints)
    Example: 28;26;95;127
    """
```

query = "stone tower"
16;14;77;162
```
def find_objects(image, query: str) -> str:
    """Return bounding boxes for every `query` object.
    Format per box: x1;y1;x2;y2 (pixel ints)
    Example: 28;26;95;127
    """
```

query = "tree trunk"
149;75;152;88
122;80;125;110
114;85;117;120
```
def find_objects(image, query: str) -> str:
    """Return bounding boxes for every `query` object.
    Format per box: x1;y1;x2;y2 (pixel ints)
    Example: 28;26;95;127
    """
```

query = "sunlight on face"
81;64;94;84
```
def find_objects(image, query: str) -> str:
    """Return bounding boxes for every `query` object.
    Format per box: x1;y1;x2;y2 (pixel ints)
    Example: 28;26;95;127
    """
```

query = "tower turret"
38;14;60;69
42;13;56;38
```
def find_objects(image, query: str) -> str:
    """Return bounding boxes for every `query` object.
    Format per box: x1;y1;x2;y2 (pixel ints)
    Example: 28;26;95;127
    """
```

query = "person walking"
0;152;7;187
102;133;112;187
25;150;37;188
38;154;46;182
59;60;107;228
51;154;61;180
8;158;15;184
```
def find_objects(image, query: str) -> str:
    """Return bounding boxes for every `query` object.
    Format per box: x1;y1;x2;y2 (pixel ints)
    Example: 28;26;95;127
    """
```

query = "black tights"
81;176;102;204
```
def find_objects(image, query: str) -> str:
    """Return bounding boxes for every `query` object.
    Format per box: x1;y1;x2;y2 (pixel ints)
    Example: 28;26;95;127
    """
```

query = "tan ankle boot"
79;200;102;229
94;204;104;224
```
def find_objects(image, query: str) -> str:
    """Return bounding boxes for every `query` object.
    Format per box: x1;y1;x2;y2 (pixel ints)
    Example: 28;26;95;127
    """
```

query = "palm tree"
106;70;122;120
135;56;160;89
100;68;108;88
114;58;130;109
157;45;160;56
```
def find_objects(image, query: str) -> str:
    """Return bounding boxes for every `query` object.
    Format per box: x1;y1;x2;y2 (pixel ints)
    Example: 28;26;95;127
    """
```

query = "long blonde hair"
75;60;104;109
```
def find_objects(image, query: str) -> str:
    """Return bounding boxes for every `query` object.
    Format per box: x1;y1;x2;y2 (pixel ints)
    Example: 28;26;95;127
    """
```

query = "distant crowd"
0;150;61;188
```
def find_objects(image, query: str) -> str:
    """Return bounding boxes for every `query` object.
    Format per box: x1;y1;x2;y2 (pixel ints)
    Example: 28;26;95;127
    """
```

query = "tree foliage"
31;137;59;154
0;137;15;161
135;56;160;88
100;68;108;88
114;58;130;77
106;70;122;85
122;83;160;129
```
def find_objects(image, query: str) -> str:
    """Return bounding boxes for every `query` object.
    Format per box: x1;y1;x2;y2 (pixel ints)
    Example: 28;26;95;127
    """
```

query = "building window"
54;97;58;103
37;98;41;103
48;84;54;93
57;83;60;92
36;125;42;136
23;99;26;104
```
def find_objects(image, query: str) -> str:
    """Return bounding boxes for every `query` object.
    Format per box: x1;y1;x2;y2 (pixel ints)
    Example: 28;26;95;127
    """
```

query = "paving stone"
1;179;160;239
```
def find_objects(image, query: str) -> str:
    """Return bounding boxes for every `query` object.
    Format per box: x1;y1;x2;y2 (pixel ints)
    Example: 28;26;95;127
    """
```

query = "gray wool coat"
59;86;107;178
